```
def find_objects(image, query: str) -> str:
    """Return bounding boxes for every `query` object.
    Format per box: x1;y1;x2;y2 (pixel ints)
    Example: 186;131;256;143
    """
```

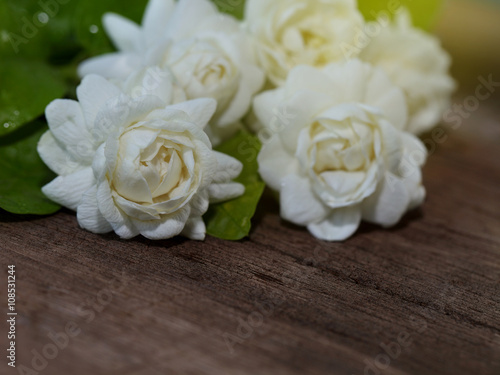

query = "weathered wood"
0;92;499;375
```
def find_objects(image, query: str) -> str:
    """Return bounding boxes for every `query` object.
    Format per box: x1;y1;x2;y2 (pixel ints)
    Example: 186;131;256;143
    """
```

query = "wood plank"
0;92;499;375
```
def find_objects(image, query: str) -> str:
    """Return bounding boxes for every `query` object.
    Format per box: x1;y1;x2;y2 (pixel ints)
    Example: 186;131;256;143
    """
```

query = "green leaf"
0;58;66;137
204;131;265;240
0;0;80;62
358;0;444;30
75;0;148;56
0;0;49;59
0;121;61;215
211;0;246;19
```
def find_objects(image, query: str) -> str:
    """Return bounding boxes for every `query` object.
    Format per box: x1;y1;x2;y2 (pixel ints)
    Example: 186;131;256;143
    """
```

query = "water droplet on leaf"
37;12;50;24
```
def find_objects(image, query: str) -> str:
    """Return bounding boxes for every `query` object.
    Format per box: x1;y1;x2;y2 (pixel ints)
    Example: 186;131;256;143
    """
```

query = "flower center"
112;127;198;206
166;39;238;115
309;118;375;175
139;138;191;202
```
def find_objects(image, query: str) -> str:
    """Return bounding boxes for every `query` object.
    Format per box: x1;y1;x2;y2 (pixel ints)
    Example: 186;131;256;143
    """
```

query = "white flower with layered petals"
359;11;456;135
78;0;264;145
253;60;427;241
38;74;244;240
244;0;364;86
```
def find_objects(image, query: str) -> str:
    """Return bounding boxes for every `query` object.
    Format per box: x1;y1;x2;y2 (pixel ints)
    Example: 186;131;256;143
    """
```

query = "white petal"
142;0;176;45
77;185;113;234
96;182;140;239
91;144;107;181
132;206;191;240
77;75;123;126
278;91;333;154
78;53;141;80
287;65;335;95
113;128;159;204
152;150;183;198
195;139;218;189
402;132;428;167
217;65;265;127
403;168;426;211
307;205;362;242
123;67;179;103
257;135;298;191
165;0;218;40
103;13;142;52
365;68;408;130
38;131;83;176
378;119;403;174
208;183;245;203
45;99;95;163
317;103;376;123
253;88;284;130
362;172;411;228
399;134;427;210
189;191;209;216
181;216;206;241
94;95;165;142
168;99;217;129
280;174;329;226
320;171;369;202
213;151;243;183
245;0;272;21
42;168;95;211
145;109;212;148
113;192;161;222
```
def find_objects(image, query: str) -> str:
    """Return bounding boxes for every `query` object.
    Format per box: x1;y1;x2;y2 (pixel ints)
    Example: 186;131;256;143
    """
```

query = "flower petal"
132;205;191;240
45;99;95;164
280;174;329;226
168;98;217;129
362;172;411;228
307;205;362;241
103;13;142;52
181;216;206;240
401;132;428;167
77;185;113;234
365;68;408;130
76;75;123;127
93;94;165;144
96;182;140;239
253;88;284;130
189;190;209;216
207;183;245;203
142;0;176;45
165;0;218;40
78;53;141;80
287;65;336;96
217;64;265;127
258;135;298;191
42;168;95;211
213;151;243;183
38;131;83;176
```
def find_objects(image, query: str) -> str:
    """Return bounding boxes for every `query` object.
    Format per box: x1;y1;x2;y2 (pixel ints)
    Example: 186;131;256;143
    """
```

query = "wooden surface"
1;92;499;375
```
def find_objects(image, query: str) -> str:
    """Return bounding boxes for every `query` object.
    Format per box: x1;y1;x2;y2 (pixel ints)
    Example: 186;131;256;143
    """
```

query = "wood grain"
0;92;499;375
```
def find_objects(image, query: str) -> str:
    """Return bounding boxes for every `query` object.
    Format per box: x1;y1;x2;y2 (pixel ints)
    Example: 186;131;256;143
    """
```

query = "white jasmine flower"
254;60;427;241
244;0;364;86
78;0;264;145
359;10;456;134
38;74;244;240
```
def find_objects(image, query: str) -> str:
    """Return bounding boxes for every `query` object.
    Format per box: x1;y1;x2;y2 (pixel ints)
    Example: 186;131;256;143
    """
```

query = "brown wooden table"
1;90;499;375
